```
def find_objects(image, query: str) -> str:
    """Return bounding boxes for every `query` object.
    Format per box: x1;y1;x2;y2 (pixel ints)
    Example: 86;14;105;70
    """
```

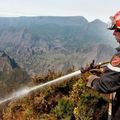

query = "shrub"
53;97;74;119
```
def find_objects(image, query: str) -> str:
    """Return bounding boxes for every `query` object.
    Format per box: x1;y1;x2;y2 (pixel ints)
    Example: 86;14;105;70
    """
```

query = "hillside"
0;50;30;97
0;16;115;119
0;68;109;120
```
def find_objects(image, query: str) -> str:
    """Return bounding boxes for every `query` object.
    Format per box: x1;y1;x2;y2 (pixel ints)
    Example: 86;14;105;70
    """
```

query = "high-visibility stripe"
107;63;120;72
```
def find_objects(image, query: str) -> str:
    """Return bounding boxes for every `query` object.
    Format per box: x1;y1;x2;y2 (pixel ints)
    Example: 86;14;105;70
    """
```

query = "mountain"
0;16;88;28
0;16;117;74
0;50;30;97
0;16;116;120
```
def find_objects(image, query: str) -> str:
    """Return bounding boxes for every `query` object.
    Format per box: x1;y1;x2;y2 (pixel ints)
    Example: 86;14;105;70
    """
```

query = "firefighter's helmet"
108;11;120;30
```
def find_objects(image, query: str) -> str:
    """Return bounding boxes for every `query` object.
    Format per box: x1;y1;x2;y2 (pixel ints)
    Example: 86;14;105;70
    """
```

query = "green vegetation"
0;69;109;120
53;97;74;119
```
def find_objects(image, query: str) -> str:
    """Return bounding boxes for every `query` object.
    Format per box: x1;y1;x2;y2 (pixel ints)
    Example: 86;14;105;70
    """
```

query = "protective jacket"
88;46;120;120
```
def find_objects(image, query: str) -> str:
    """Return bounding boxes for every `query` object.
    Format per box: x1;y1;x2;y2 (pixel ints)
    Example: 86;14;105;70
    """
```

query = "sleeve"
92;63;120;94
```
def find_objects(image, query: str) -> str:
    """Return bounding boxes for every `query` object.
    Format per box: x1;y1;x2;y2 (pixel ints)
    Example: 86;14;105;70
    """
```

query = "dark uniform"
87;46;120;120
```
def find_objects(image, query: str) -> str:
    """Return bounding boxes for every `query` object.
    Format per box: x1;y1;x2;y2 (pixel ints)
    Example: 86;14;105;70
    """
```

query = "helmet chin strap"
116;45;120;52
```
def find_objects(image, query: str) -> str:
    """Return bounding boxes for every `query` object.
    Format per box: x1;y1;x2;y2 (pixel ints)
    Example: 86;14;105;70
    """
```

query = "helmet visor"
107;16;116;30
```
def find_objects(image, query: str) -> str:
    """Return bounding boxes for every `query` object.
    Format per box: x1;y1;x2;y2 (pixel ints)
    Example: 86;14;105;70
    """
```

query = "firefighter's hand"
100;67;106;73
86;75;99;88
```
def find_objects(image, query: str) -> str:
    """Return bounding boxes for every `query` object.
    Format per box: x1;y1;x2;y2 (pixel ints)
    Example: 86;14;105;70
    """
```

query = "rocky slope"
0;50;30;97
0;16;117;74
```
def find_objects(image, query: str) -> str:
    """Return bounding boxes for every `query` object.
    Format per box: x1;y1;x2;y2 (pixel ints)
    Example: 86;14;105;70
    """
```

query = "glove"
86;75;99;88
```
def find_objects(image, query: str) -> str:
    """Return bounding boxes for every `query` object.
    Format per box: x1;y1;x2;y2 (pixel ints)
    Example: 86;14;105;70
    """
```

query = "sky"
0;0;119;22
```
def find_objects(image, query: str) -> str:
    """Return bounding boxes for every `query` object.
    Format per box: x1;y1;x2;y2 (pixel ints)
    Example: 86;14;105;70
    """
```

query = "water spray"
0;70;81;105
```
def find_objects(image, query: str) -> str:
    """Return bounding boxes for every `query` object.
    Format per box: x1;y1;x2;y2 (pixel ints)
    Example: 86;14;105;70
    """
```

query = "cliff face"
0;50;30;97
0;50;19;72
0;16;117;74
79;44;115;65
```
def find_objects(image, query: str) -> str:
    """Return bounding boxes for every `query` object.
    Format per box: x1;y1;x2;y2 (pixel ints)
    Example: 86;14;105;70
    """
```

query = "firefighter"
87;11;120;120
